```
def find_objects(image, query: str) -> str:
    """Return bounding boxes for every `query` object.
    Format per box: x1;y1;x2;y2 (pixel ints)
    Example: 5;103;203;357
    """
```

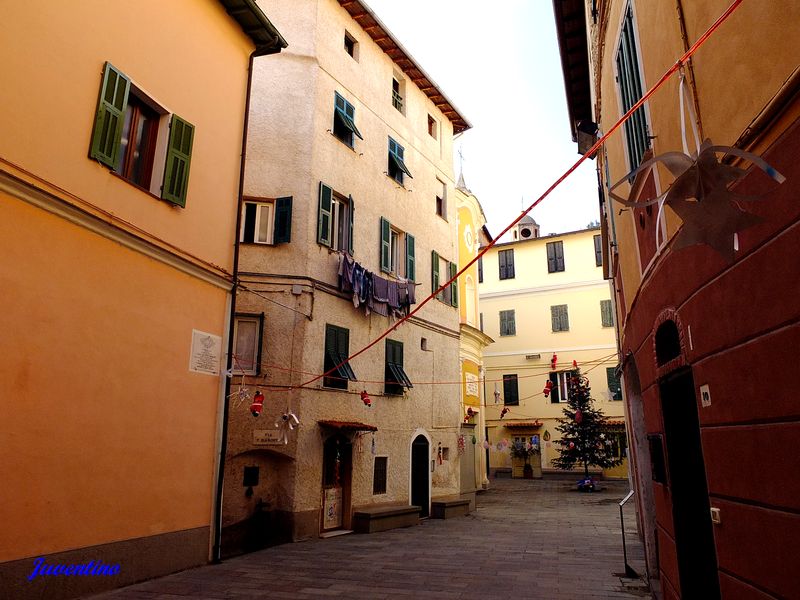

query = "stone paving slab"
91;479;651;599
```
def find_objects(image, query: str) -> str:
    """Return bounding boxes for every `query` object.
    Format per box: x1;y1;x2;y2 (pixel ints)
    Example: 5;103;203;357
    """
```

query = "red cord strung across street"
294;0;745;392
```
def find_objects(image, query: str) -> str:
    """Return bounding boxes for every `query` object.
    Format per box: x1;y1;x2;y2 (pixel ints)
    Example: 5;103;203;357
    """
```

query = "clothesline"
337;252;416;319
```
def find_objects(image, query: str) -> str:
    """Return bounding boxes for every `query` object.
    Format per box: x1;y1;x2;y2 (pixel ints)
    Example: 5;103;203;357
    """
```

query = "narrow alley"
93;479;650;600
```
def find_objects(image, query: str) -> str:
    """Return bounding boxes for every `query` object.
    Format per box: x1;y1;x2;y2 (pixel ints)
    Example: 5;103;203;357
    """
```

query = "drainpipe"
212;49;257;564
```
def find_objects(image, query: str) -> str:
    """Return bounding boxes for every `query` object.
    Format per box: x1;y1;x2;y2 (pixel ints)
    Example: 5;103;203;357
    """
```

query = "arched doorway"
411;435;430;517
321;434;352;532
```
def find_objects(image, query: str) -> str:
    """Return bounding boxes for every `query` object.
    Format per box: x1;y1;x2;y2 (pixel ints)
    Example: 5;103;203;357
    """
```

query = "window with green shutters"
616;3;650;171
405;234;415;281
333;92;363;148
318;183;353;254
601;299;614;327
380;218;413;277
90;63;130;169
431;251;457;306
387;137;412;185
594;234;603;267
162;116;194;207
498;249;515;279
551;304;569;332
385;339;412;395
546;241;565;273
503;374;519;406
323;324;357;389
499;310;516;336
89;62;194;207
607;367;623;400
241;197;292;245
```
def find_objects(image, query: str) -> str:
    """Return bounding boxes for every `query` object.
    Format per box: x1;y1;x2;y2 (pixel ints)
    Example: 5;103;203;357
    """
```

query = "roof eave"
338;0;471;133
552;0;592;142
218;0;288;56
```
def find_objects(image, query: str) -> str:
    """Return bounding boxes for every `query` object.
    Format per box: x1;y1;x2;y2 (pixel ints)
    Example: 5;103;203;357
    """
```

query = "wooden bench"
352;504;420;534
431;497;471;519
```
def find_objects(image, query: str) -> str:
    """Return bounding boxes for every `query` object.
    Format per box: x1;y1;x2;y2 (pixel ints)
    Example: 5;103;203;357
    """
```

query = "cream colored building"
222;0;471;549
0;1;284;598
455;177;494;494
479;223;627;478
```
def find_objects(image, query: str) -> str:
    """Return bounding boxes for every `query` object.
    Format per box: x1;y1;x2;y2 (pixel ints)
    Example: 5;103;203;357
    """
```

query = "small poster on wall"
189;329;222;375
323;487;343;530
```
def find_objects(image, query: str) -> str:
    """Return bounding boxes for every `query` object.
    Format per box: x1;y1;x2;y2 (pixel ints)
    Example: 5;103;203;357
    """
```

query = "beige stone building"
455;178;494;494
479;223;627;479
222;0;471;550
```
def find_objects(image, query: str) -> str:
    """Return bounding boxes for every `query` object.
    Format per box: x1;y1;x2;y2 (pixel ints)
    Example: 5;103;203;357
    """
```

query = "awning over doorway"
503;420;543;429
318;420;377;432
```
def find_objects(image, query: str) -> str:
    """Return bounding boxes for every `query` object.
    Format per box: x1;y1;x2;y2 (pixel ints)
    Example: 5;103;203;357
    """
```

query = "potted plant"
510;439;540;479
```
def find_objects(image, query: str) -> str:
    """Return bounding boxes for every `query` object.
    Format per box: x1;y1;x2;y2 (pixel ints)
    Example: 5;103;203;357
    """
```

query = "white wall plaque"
189;329;222;375
465;373;479;397
253;429;282;445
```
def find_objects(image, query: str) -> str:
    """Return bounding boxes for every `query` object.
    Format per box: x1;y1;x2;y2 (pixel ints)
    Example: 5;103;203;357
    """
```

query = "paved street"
94;479;650;599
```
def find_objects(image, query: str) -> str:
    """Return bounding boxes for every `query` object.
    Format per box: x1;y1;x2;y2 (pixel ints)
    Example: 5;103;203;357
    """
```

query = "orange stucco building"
0;2;284;598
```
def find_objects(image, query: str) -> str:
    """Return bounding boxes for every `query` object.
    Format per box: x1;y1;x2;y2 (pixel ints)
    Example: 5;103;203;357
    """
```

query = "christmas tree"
552;369;622;480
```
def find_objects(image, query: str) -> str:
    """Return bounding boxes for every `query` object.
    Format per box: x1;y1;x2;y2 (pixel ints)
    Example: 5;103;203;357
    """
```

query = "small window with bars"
373;457;388;494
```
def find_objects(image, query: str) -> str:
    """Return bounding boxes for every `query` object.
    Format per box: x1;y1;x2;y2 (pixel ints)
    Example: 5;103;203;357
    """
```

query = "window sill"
109;170;180;207
330;131;357;152
385;173;406;188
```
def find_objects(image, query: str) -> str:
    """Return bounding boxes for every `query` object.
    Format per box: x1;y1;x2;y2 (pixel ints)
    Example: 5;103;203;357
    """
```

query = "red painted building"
554;1;800;598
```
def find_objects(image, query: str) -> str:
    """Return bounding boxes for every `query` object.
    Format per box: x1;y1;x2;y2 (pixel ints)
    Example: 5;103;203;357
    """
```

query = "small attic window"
344;31;358;60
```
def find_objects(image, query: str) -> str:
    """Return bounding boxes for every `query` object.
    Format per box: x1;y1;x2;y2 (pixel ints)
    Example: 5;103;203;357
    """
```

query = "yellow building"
479;223;626;478
222;0;471;549
0;1;284;598
455;177;494;495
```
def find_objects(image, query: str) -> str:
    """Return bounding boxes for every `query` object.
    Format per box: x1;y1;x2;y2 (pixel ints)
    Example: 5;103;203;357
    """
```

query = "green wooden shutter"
555;242;564;271
274;196;292;244
547;243;556;272
499;310;507;335
551;306;560;331
601;300;614;327
507;250;515;278
318;183;333;246
380;217;391;272
162;115;194;207
90;62;130;169
431;250;440;299
607;367;622;400
405;234;415;281
449;261;458;307
348;195;355;255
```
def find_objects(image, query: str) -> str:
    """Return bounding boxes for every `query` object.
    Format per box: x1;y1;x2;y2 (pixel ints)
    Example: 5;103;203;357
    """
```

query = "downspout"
675;0;704;139
212;49;257;564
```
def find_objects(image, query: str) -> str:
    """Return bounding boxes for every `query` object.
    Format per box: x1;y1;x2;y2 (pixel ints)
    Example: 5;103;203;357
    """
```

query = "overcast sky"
366;0;600;240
